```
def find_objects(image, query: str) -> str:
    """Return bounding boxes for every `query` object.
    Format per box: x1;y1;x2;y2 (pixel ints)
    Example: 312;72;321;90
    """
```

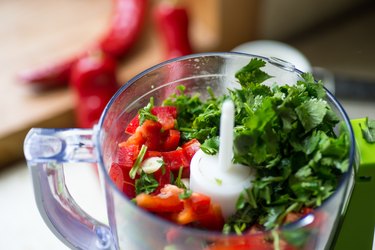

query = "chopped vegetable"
162;58;349;234
110;58;350;242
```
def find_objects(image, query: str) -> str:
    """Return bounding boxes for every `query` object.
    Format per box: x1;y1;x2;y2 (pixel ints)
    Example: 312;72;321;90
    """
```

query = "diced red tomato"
182;138;201;162
162;129;180;151
152;106;177;131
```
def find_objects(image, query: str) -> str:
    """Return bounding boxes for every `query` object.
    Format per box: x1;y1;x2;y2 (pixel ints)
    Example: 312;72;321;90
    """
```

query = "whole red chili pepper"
18;0;147;89
153;0;192;60
99;0;147;58
70;51;119;128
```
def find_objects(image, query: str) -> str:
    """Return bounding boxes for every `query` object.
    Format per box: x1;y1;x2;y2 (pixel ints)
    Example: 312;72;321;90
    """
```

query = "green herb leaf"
295;98;328;132
201;136;219;155
135;172;159;194
179;189;192;200
174;166;186;189
139;97;157;125
235;58;271;86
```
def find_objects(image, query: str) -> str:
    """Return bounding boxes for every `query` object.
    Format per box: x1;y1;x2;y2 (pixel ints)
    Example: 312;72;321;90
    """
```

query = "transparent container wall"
97;53;354;250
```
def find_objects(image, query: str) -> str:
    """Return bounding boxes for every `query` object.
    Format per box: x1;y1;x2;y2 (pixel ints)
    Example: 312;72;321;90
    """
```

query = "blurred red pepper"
154;0;192;60
70;51;119;128
100;0;147;58
18;0;147;89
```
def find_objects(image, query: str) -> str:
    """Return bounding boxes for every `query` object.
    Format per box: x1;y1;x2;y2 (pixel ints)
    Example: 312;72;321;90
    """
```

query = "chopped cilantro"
135;172;159;194
201;136;219;155
174;166;186;189
139;97;157;125
179;189;192;200
160;58;350;234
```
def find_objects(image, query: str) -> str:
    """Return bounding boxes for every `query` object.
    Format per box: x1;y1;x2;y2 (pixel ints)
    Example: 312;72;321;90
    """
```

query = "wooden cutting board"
0;0;165;167
0;0;260;167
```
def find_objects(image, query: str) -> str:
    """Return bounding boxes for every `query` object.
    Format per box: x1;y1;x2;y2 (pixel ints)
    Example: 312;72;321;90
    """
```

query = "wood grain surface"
0;0;262;167
0;0;163;167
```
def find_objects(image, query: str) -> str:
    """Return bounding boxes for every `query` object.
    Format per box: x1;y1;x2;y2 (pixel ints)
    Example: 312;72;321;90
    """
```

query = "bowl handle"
24;128;115;250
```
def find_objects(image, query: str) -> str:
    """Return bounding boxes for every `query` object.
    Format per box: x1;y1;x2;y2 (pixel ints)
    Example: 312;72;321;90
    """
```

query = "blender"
23;52;375;249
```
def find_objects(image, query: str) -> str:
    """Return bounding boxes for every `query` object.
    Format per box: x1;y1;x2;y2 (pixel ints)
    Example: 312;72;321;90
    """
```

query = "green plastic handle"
334;118;375;250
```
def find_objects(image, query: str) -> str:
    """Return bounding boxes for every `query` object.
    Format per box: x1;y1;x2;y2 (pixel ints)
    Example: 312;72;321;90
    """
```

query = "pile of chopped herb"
163;58;350;234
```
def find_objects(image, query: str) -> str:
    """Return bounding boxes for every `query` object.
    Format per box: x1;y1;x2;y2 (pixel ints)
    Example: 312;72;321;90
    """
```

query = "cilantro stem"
129;145;148;179
272;230;281;250
246;188;257;209
277;202;300;226
174;166;186;189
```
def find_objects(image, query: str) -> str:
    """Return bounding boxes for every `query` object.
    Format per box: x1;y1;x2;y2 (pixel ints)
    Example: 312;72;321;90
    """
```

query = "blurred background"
1;0;374;249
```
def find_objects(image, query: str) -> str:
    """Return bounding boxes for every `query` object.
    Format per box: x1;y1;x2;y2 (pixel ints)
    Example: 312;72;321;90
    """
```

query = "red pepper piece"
162;148;190;178
144;150;163;158
154;1;192;60
70;51;119;128
190;192;211;215
135;185;184;213
109;162;136;198
125;106;177;134
17;56;80;89
182;138;201;162
125;114;140;135
138;120;163;150
162;148;190;170
152;164;171;194
117;144;139;167
18;0;147;88
162;129;180;151
152;106;177;131
193;203;225;231
109;162;125;191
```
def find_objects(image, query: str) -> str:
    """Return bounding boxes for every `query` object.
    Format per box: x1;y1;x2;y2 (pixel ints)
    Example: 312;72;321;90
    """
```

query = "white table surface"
0;162;107;250
0;99;374;250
